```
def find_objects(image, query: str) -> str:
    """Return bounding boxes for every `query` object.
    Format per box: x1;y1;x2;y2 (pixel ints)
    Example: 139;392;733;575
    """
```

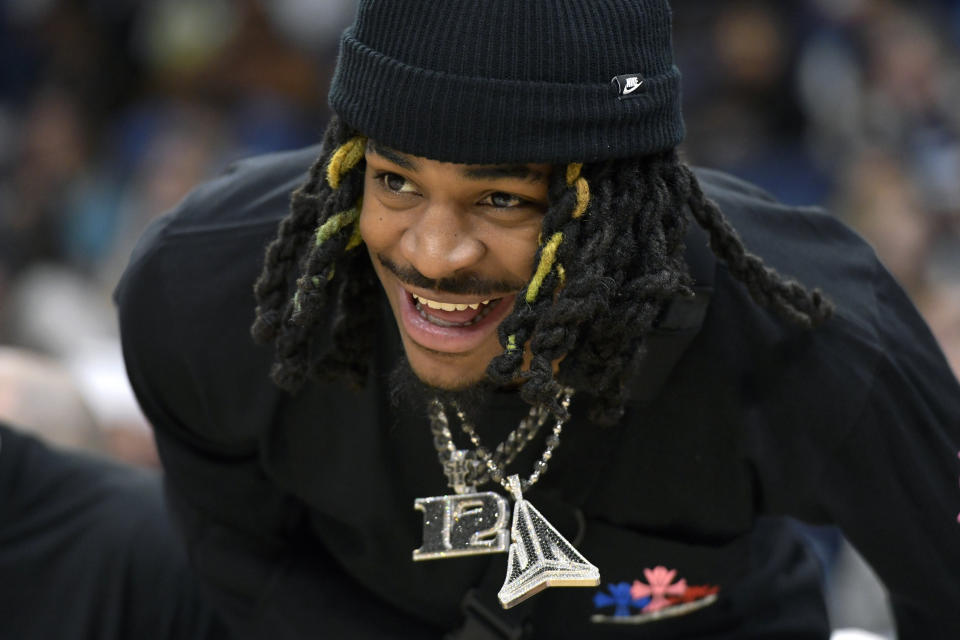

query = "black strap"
633;218;716;403
444;485;590;640
443;490;594;640
445;586;530;640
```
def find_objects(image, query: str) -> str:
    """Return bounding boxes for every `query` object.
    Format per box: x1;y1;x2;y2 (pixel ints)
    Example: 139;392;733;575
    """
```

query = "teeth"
413;294;491;311
415;297;502;327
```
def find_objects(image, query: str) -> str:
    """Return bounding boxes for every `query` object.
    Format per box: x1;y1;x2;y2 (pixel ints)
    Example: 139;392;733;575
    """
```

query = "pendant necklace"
412;388;600;608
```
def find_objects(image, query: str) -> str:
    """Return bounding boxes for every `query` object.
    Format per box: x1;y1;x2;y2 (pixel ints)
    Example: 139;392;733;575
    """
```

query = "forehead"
365;139;550;184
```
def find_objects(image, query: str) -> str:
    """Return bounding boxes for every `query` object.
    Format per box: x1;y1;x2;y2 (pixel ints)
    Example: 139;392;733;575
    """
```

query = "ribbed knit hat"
328;0;683;164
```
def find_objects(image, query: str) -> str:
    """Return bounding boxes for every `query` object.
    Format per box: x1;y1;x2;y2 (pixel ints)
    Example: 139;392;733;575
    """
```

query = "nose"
400;204;485;280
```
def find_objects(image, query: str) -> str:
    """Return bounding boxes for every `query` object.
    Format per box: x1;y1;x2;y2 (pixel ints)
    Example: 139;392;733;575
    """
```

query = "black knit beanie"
328;0;683;164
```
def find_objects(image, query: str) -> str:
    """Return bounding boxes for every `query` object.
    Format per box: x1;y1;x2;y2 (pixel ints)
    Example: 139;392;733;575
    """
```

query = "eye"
376;171;418;194
481;192;525;209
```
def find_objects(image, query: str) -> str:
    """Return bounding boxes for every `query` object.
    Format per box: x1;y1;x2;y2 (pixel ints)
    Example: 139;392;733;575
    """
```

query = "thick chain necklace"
412;388;600;609
427;388;570;494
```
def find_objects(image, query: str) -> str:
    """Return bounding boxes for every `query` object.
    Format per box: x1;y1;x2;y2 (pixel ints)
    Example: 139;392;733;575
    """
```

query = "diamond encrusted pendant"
497;475;600;609
413;451;510;560
412;491;510;560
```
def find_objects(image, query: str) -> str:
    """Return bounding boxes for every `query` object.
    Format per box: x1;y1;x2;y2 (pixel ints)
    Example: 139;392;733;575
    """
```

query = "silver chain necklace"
412;388;600;608
427;390;565;493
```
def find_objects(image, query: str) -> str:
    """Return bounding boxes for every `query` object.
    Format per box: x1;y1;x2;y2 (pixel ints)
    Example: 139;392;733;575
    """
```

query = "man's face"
359;142;550;390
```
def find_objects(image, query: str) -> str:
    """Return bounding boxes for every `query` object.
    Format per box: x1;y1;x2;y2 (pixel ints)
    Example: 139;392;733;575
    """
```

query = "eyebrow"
367;141;546;183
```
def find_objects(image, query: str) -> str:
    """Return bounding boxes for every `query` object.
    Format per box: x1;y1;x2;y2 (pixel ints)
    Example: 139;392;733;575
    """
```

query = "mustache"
376;254;526;296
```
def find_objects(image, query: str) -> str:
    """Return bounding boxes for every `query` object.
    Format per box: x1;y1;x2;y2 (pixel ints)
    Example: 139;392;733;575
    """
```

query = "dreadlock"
485;153;833;423
251;117;833;421
251;117;376;391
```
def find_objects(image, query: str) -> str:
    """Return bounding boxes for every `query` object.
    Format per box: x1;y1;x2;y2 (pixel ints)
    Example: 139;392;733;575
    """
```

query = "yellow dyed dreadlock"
326;136;367;189
506;162;590;351
345;218;365;250
566;163;590;219
525;232;564;304
524;162;591;304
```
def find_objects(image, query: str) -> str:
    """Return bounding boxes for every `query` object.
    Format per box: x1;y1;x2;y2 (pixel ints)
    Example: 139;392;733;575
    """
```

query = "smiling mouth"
410;293;504;327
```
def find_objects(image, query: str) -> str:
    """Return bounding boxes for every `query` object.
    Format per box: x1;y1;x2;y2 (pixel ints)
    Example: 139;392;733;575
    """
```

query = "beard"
388;355;500;418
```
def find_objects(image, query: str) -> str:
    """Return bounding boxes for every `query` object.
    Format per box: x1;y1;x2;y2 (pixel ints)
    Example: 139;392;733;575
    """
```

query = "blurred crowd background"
1;0;959;636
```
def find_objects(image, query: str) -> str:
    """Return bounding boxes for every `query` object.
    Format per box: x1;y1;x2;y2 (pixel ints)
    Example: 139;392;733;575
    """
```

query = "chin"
407;356;488;392
397;331;499;391
389;351;498;415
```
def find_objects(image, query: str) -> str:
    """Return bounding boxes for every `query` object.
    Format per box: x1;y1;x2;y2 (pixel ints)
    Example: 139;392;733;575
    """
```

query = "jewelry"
498;474;600;608
428;397;555;491
412;397;554;560
412;388;600;608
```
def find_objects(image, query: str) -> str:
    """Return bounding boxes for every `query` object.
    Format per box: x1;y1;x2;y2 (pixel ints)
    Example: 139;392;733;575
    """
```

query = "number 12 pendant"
412;491;510;560
412;475;600;609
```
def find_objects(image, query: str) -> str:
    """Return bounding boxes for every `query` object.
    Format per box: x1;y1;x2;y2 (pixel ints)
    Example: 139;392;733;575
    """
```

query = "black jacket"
116;146;960;638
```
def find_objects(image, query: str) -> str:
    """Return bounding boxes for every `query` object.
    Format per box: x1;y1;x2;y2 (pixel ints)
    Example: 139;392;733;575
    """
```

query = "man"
116;1;960;638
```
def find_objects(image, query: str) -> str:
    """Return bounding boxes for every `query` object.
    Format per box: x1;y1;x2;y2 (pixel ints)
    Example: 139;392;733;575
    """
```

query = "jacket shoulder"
162;144;321;235
115;145;322;451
